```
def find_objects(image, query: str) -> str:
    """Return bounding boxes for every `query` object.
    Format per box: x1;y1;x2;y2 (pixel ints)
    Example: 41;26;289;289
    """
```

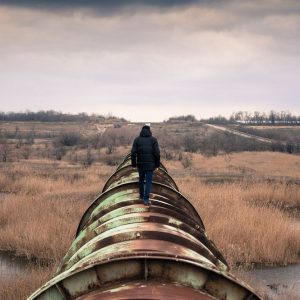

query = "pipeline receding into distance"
28;153;261;300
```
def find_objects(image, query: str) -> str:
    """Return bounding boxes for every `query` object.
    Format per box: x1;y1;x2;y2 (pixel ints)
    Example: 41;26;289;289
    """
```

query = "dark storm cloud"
0;0;201;9
1;0;299;10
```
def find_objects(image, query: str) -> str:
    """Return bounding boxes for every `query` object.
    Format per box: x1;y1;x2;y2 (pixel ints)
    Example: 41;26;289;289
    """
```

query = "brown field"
167;151;300;181
180;178;299;266
0;121;299;299
0;162;113;261
0;151;299;299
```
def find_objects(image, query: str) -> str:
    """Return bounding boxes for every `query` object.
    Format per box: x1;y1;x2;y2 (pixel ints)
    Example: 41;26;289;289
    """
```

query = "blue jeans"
138;169;153;202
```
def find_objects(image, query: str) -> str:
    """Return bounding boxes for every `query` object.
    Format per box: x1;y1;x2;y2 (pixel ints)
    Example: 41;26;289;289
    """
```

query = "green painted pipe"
28;154;261;300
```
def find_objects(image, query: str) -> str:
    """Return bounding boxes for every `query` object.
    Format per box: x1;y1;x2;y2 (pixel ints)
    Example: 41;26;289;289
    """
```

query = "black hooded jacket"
131;126;160;171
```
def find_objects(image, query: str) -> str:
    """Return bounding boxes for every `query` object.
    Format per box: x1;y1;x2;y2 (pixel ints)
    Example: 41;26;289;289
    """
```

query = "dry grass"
0;151;299;299
178;177;300;267
165;151;300;180
0;160;113;299
0;162;113;261
240;180;300;208
0;121;97;135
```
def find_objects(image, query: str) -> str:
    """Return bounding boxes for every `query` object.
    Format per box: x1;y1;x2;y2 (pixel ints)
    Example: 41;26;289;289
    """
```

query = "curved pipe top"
28;153;262;300
76;180;205;237
116;153;168;173
102;165;179;192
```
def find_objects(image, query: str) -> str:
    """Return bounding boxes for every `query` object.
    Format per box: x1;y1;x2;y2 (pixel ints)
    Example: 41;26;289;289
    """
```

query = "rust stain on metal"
28;153;262;300
78;282;216;300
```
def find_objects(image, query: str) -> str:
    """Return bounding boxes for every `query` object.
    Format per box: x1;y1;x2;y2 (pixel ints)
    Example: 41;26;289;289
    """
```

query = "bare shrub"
181;153;192;168
286;141;297;154
105;143;116;154
24;129;35;145
0;136;10;162
100;130;118;154
155;128;181;150
103;154;122;166
89;133;102;149
21;145;31;159
183;133;200;152
200;132;270;156
83;147;94;167
55;132;83;147
166;114;197;122
99;127;136;151
40;143;51;159
162;149;176;161
68;148;78;164
15;127;23;149
53;145;66;160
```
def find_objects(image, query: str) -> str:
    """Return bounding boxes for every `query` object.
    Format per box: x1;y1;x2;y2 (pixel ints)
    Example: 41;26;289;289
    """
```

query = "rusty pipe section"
28;154;261;300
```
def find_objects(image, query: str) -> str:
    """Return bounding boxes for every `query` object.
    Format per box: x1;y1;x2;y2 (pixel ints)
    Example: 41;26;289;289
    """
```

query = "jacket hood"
140;125;152;137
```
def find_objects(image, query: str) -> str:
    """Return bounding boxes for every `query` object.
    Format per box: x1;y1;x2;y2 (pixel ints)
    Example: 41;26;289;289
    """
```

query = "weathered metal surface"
116;153;168;173
28;153;262;300
76;181;205;236
102;165;179;192
77;282;216;300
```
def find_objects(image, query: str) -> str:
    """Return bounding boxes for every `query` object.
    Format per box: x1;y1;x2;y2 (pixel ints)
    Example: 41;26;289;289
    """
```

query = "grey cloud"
0;0;202;9
3;0;300;23
0;1;300;119
2;0;300;16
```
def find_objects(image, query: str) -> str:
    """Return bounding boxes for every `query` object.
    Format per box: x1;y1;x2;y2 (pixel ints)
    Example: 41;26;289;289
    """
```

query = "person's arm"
131;138;138;167
153;138;160;168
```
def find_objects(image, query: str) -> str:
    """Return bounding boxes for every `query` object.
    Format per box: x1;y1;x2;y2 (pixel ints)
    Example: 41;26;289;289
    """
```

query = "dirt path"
205;124;277;144
96;125;107;136
95;124;115;136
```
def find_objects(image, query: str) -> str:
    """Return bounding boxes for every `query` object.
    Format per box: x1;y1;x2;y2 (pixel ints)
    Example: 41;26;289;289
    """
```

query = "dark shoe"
143;199;149;206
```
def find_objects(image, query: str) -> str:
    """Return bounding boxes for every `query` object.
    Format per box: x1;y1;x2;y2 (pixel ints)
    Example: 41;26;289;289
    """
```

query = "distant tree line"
165;115;197;122
204;111;300;125
231;111;300;124
0;111;127;123
166;111;300;125
203;115;231;124
2;110;298;125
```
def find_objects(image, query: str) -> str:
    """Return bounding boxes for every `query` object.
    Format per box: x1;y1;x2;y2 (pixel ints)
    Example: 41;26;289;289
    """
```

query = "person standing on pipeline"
131;123;160;206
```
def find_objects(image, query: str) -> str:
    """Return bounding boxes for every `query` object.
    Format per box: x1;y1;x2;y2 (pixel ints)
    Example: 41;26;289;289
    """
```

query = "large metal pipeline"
28;154;261;300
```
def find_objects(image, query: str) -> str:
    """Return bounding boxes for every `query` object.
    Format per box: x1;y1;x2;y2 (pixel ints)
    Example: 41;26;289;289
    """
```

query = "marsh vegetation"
0;119;299;299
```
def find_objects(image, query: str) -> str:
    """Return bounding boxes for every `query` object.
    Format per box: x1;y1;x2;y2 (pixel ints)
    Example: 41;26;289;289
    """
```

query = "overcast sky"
0;0;299;121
